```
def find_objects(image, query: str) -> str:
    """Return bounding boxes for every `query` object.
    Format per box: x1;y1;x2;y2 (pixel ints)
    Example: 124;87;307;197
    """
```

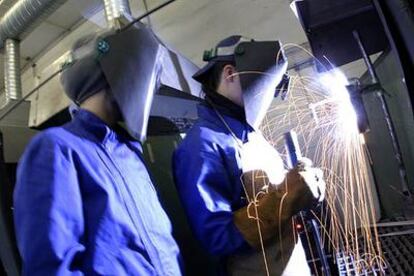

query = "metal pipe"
353;31;379;84
103;0;131;28
0;0;68;112
4;39;22;101
0;0;67;49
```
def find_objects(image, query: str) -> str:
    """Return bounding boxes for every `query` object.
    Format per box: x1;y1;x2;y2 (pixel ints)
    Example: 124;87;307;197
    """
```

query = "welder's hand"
233;187;298;250
283;158;326;214
299;167;325;203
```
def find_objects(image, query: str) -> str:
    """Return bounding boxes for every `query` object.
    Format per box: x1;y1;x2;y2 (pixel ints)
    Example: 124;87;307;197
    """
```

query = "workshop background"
0;0;413;275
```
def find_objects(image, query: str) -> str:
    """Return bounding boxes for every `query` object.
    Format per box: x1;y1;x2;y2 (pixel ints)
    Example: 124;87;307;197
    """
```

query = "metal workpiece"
0;0;67;49
4;39;22;104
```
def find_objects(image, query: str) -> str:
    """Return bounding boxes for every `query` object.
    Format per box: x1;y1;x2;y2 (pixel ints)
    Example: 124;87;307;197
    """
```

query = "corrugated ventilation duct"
0;0;67;49
0;0;68;110
4;39;22;102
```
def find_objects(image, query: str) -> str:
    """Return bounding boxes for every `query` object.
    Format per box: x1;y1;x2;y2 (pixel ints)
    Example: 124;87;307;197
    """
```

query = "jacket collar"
204;90;246;122
199;90;252;142
197;104;251;142
66;109;138;149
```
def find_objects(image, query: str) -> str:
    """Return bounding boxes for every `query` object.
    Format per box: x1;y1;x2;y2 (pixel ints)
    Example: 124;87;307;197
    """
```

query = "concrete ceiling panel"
144;0;308;66
46;0;102;29
20;23;65;61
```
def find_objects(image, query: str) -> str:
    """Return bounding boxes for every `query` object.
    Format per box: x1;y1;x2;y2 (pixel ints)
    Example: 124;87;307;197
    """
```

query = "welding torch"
284;130;330;275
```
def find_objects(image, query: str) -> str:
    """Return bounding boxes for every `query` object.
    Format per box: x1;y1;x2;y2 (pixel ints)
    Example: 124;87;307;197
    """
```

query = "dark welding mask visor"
236;40;288;128
192;35;242;83
194;36;289;129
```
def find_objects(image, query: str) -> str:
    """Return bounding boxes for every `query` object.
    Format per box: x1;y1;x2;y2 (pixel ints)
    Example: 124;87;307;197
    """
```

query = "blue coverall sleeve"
173;146;250;256
14;132;85;276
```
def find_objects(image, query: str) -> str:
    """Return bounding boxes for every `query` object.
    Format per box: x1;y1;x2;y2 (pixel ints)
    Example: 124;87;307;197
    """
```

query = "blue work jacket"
14;109;182;276
173;103;252;259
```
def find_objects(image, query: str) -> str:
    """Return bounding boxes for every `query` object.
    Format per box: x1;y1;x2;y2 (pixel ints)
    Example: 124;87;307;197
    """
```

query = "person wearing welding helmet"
13;25;183;275
173;36;326;275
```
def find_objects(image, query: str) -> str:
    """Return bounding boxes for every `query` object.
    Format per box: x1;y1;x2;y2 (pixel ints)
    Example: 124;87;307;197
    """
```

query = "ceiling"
0;0;309;163
0;0;371;162
0;0;310;90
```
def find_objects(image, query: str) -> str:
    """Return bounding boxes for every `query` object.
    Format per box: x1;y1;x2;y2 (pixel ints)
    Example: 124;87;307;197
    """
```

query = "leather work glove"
233;160;326;249
281;158;326;214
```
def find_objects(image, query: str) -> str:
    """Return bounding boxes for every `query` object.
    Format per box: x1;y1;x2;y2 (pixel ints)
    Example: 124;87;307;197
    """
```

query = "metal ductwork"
4;39;22;103
0;0;68;123
103;0;132;28
0;0;67;49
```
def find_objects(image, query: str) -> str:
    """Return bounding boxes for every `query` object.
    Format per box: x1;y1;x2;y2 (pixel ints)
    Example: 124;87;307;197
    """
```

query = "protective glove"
280;158;326;214
233;159;326;249
234;175;291;249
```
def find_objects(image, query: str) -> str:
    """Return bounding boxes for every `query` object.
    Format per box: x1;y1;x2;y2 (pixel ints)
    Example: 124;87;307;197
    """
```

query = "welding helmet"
61;24;167;142
194;36;289;129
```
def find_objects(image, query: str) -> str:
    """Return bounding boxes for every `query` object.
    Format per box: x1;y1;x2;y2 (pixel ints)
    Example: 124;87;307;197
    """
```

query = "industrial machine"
291;0;414;275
